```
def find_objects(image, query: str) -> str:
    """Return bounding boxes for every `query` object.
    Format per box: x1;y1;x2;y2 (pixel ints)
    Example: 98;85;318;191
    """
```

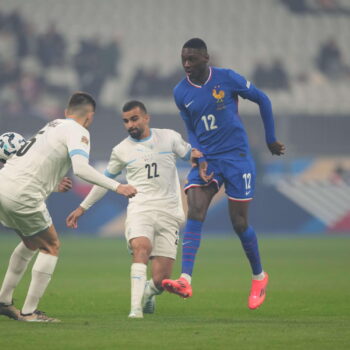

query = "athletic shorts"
0;195;52;236
184;157;256;201
125;211;182;260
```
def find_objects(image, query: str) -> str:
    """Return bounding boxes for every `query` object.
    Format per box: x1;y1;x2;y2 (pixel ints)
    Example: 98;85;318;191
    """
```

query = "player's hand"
66;206;85;229
116;184;137;198
199;161;214;183
268;141;285;156
190;148;203;167
57;177;73;192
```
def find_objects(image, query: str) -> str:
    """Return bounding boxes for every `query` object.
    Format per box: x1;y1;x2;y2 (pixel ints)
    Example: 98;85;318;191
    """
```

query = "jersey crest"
81;136;89;145
212;88;225;103
212;86;226;110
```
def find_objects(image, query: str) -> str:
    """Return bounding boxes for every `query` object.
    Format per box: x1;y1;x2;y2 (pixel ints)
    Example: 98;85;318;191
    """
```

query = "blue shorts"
184;157;256;201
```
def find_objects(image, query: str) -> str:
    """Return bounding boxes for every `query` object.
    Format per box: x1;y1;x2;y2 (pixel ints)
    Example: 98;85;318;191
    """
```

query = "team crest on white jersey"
81;136;89;145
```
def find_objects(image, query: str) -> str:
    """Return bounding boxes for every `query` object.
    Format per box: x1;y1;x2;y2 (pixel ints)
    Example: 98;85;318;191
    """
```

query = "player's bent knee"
41;238;60;256
232;218;248;235
187;207;206;222
21;239;39;252
132;245;151;263
133;247;148;256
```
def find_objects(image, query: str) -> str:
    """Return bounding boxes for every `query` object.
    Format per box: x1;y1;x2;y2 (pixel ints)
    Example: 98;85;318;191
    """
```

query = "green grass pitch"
0;233;349;350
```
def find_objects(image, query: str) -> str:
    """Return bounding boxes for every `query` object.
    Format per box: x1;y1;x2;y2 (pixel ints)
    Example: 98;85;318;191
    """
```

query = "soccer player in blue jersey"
162;38;285;309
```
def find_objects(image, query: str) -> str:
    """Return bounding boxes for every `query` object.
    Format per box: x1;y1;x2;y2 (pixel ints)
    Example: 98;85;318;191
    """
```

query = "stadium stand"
1;0;349;234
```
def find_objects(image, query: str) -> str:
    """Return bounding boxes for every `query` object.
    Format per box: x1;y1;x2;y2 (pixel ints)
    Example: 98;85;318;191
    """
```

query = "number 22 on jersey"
145;162;159;179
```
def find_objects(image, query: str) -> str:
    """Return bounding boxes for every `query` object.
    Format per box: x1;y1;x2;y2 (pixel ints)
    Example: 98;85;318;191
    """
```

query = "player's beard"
128;128;142;140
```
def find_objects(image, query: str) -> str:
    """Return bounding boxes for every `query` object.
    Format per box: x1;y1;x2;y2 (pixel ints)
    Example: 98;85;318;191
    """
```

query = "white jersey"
0;118;90;207
81;128;191;221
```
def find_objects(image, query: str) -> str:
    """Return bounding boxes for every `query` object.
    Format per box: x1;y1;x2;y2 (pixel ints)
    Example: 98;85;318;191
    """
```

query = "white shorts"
125;211;182;260
0;195;52;237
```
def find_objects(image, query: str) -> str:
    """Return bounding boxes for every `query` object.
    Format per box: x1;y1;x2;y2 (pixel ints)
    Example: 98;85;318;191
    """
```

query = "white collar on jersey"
128;129;153;143
186;66;212;88
66;117;80;124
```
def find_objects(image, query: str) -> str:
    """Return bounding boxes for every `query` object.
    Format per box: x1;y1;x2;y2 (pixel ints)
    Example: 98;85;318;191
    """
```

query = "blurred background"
1;0;350;236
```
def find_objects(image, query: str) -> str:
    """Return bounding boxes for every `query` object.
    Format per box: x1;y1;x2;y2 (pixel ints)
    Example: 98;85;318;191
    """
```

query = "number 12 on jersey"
242;173;251;195
201;114;218;131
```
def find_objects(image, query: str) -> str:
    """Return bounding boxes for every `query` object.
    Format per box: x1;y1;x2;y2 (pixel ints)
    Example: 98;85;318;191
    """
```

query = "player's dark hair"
183;38;207;52
67;92;96;112
122;100;147;114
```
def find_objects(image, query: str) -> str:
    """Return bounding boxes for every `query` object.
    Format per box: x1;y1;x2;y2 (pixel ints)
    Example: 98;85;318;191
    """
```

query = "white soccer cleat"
142;294;155;314
128;309;143;319
142;280;156;314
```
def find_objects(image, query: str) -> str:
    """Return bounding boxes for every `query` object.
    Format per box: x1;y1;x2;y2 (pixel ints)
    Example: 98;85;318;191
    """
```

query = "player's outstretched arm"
69;183;136;230
66;206;85;229
71;154;120;191
267;141;286;156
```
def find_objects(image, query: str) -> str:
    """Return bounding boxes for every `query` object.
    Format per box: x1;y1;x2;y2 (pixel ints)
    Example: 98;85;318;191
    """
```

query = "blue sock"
181;219;203;276
238;226;263;275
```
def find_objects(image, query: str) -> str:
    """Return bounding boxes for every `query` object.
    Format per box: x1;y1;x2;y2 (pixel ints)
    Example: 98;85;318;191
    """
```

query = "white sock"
144;279;162;299
0;242;37;305
181;273;192;284
252;271;265;281
21;253;58;315
130;263;147;312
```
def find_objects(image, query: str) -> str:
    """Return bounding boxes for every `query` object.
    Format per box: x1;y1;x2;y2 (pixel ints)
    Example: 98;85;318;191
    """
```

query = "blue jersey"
174;67;277;160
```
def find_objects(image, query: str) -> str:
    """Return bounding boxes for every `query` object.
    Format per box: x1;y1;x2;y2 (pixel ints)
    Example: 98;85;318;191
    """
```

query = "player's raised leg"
228;200;268;309
19;225;60;322
128;237;151;318
162;184;216;298
0;242;37;320
143;256;173;314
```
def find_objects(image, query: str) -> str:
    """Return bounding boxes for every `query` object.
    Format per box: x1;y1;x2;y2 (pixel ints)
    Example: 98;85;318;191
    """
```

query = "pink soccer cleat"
162;277;193;298
248;272;269;309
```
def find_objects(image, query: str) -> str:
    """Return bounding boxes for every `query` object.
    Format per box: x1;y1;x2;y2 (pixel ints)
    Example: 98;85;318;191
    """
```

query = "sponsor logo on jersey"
143;152;154;162
185;100;194;108
81;136;89;145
